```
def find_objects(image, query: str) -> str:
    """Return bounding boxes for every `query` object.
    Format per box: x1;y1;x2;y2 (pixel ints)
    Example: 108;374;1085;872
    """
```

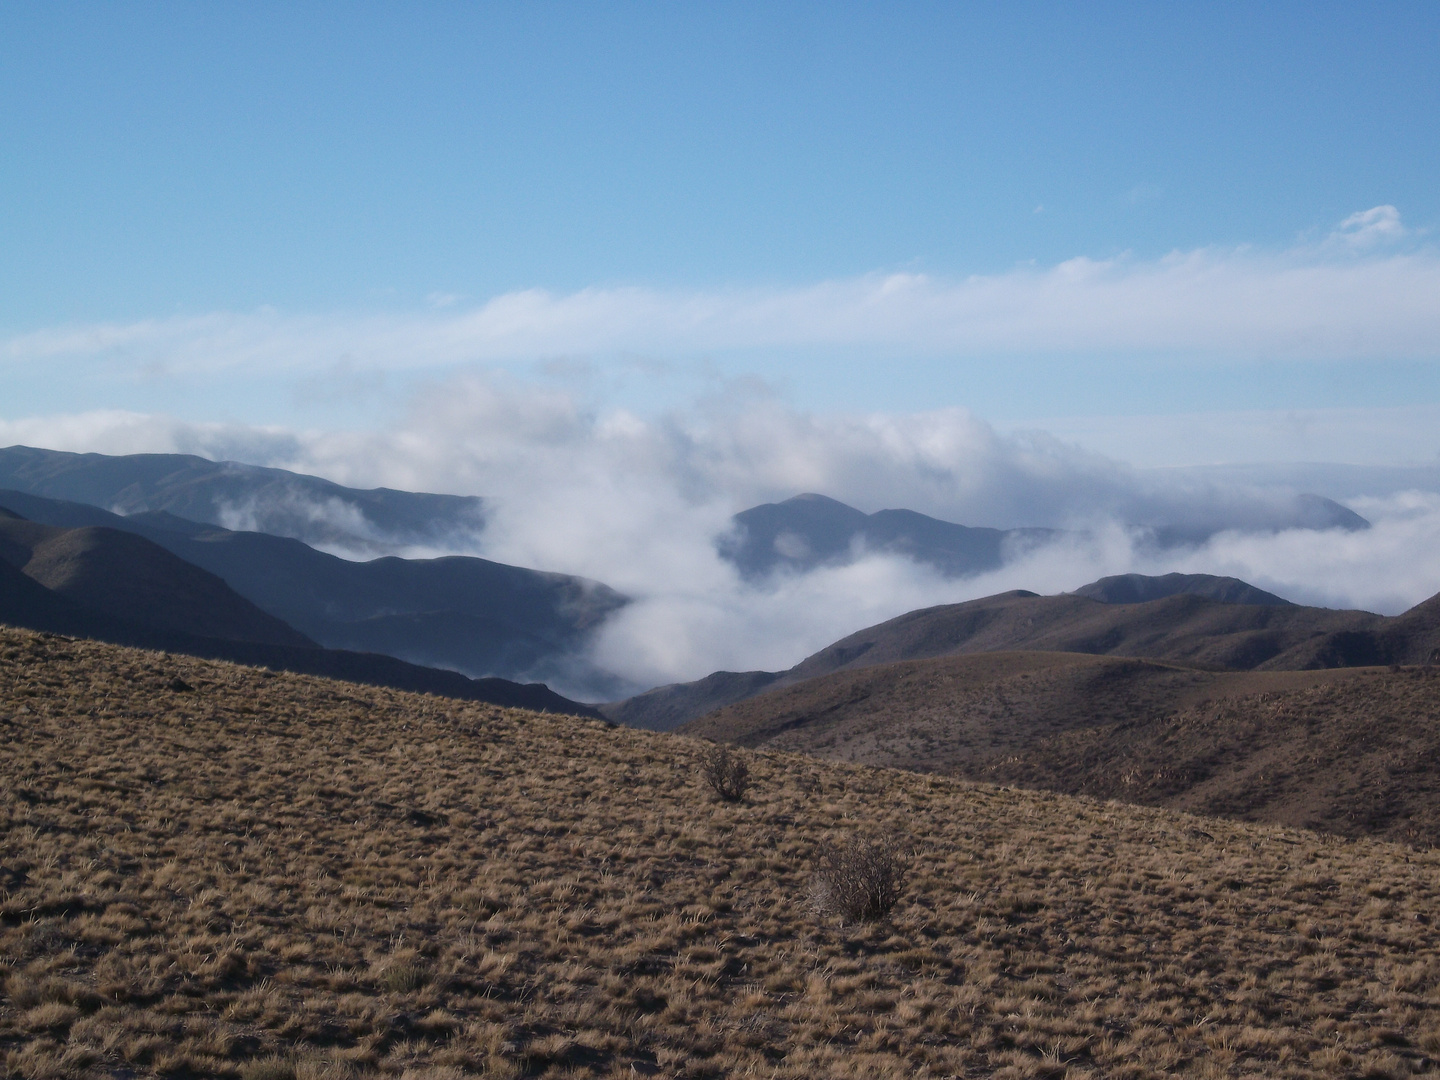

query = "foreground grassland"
3;628;1440;1078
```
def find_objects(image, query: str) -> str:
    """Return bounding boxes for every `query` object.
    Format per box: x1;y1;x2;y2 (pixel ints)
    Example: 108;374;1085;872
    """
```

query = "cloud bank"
3;207;1438;696
5;377;1440;699
5;209;1439;383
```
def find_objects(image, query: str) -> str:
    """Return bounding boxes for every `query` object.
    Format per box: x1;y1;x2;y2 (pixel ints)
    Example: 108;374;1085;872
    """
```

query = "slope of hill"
604;574;1432;730
0;444;487;553
2;625;1438;1079
781;589;1392;680
602;668;785;731
0;551;106;638
684;650;1440;843
0;489;628;693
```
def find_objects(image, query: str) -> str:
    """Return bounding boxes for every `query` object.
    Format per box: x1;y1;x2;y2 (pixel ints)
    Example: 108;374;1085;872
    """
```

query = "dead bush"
697;742;750;803
811;834;911;922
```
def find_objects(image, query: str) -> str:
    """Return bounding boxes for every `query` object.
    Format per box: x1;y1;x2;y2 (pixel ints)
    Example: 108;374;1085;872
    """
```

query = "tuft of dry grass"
3;625;1440;1077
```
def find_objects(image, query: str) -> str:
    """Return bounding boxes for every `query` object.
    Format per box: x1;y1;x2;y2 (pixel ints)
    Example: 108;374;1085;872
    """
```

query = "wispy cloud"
4;209;1437;383
1331;204;1408;249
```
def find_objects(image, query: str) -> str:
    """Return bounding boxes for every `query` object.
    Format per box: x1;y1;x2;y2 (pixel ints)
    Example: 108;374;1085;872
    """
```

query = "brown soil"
4;628;1440;1078
685;650;1440;844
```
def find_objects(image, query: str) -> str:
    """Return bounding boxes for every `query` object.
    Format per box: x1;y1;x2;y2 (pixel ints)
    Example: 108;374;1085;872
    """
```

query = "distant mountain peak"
1072;573;1294;607
721;494;1046;580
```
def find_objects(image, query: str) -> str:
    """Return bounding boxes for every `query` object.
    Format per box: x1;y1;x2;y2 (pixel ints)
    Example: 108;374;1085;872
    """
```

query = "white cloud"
4;206;1438;695
4;209;1439;386
6;378;1440;698
1031;402;1440;468
1332;204;1408;249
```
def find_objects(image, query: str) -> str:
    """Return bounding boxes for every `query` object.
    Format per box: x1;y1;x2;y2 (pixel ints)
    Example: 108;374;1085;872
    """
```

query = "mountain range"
7;441;1440;846
0;488;626;695
603;572;1440;729
0;505;598;715
718;492;1055;578
720;490;1369;580
0;444;1410;718
0;444;487;554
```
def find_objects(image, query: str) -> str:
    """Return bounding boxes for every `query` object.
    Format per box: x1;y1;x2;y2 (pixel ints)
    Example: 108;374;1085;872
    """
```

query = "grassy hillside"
604;580;1440;731
684;650;1440;844
3;628;1440;1078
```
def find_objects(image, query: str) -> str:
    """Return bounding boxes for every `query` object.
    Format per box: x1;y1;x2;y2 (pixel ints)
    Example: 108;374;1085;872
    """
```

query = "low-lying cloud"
5;375;1440;699
4;207;1438;696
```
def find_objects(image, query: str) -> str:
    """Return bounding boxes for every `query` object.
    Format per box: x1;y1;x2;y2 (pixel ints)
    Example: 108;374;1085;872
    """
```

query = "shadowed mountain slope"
0;444;487;553
683;649;1440;843
0;509;599;715
604;574;1440;730
0;513;313;647
0;489;627;692
0;548;104;638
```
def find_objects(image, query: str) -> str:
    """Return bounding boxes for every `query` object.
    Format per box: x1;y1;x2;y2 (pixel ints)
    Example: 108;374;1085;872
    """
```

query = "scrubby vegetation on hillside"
686;650;1440;845
3;626;1440;1078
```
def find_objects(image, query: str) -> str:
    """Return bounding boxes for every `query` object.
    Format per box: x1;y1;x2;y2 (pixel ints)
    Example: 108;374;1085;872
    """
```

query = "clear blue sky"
3;2;1440;448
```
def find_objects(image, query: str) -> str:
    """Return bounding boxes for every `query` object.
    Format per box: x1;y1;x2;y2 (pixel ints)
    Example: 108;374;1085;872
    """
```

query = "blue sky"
3;2;1440;458
8;3;1440;671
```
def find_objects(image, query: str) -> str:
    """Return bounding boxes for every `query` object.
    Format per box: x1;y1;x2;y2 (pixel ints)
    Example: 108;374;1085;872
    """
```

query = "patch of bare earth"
2;627;1440;1078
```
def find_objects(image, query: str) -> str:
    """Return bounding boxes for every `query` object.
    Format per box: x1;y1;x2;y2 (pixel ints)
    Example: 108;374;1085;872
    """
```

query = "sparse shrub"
810;834;911;922
697;742;750;803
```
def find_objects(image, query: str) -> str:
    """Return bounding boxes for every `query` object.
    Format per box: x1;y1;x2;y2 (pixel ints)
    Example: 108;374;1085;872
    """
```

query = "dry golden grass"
4;625;1440;1078
686;650;1440;845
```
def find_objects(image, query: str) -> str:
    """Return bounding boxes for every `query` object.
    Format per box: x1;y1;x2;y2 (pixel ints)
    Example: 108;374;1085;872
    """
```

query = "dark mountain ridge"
0;488;627;693
720;491;1369;581
0;444;487;554
603;573;1440;730
720;493;1053;579
0;507;598;716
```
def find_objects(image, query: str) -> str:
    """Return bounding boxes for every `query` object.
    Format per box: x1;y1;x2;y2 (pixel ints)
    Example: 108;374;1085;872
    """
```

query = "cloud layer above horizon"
4;379;1440;698
5;208;1438;385
3;207;1439;696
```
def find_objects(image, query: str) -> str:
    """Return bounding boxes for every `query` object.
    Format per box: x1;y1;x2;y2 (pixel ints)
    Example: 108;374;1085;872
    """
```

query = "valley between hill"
3;627;1440;1078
